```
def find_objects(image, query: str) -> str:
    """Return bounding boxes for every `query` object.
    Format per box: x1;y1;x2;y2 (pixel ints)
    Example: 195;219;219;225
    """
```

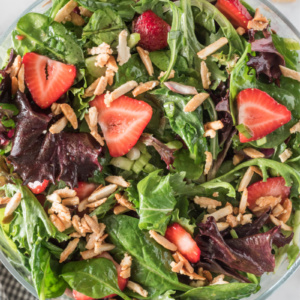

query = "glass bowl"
0;0;299;299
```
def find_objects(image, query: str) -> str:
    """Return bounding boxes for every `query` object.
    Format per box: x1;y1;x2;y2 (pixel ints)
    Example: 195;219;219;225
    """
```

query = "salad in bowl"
0;0;300;299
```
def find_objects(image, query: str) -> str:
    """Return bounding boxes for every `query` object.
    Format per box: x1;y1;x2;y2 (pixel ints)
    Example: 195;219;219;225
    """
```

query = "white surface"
0;0;300;300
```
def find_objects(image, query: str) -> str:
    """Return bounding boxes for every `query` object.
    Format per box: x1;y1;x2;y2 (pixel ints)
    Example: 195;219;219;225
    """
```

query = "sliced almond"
270;214;293;231
239;188;248;214
226;214;238;228
90;131;105;146
49;117;68;134
113;205;130;215
278;198;292;223
78;198;89;213
10;55;22;78
4;192;22;217
84;214;101;234
240;214;252;225
106;56;119;72
70;11;85;26
180;268;206;281
216;222;230;231
210;274;229;285
132;81;159;97
290;121;300;134
50;214;66;232
81;249;98;260
79;6;93;17
279;148;292;163
177;251;194;273
105;176;130;188
120;253;132;279
200;61;211;89
115;194;135;211
55;0;78;23
46;193;62;203
62;197;80;206
88;107;98;129
94;76;108;96
204;151;213;175
149;230;177;251
106;69;115;86
0;197;11;205
83;78;100;98
255;196;281;209
51;103;62;116
280;65;300;83
117;30;131;66
127;281;148;298
88;42;112;56
272;203;285;217
204;129;216;138
88;184;118;202
69;232;82;238
60;238;80;263
171;261;184;273
86;232;103;250
204;120;224;131
233;153;244;166
104;81;138;107
95;53;110;68
238;167;254;192
94;243;115;254
17;64;25;93
236;27;246;35
86;198;107;208
250;166;263;177
11;76;18;95
54;187;77;198
183;93;209;112
194;197;222;209
158;70;175;80
247;8;269;31
197;37;228;60
203;205;233;223
137;46;154;76
85;113;97;132
60;103;78;130
243;148;265;159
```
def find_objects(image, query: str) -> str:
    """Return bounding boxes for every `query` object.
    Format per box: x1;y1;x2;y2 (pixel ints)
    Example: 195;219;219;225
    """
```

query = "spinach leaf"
134;0;162;14
77;0;135;21
90;189;117;217
62;258;131;299
30;243;67;300
153;290;176;300
82;7;126;49
178;283;258;300
104;215;190;297
13;13;84;66
151;88;208;164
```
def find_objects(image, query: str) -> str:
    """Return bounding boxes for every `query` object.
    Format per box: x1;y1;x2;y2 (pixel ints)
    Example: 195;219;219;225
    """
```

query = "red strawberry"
133;10;171;52
90;95;152;157
216;0;253;30
165;223;200;263
23;53;76;109
74;182;98;200
237;88;292;143
72;291;95;300
27;180;49;194
247;177;291;210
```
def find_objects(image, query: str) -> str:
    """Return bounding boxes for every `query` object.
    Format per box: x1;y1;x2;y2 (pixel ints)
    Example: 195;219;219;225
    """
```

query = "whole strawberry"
133;10;171;52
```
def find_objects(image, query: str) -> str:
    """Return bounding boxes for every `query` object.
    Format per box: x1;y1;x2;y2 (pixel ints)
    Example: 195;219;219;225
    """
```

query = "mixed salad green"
0;0;300;299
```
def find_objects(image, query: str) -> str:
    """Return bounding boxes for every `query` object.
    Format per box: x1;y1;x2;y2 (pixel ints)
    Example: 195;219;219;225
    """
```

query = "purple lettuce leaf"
196;216;293;279
8;92;102;188
0;49;15;103
139;133;175;169
247;30;285;84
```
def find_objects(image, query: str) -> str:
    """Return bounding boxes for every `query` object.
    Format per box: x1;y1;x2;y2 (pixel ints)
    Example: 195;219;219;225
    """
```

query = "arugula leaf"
62;258;131;299
178;283;258;300
104;215;190;297
77;0;135;21
151;88;208;164
82;7;126;49
12;13;84;66
30;243;67;300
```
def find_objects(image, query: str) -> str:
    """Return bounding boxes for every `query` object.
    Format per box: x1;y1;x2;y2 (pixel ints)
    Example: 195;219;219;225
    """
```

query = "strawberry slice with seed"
90;95;152;157
23;52;76;109
165;223;201;263
27;179;49;194
237;88;292;143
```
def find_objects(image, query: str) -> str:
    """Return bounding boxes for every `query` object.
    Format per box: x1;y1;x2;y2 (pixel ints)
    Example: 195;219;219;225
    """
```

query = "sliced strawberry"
27;180;49;194
133;10;171;52
72;290;95;300
23;53;76;109
165;223;200;263
247;177;291;210
237;88;292;143
216;0;253;30
90;95;152;157
74;182;98;201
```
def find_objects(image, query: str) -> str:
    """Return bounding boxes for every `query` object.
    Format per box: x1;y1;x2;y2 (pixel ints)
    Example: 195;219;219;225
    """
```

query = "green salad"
0;0;300;299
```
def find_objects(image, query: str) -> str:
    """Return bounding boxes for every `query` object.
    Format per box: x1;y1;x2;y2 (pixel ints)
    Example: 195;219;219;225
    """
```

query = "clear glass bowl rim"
0;0;299;299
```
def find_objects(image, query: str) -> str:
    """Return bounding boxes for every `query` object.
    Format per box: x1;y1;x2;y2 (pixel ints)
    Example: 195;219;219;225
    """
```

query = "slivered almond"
10;55;22;78
171;261;184;273
90;131;105;146
250;166;263;177
11;76;18;95
51;103;62;115
60;238;80;263
183;93;209;112
158;70;175;80
4;192;22;217
120;253;132;279
88;43;112;55
55;0;78;23
94;76;108;96
204;151;213;175
54;187;77;198
88;184;118;202
105;176;130;188
270;214;293;231
216;222;230;231
279;149;292;163
46;193;62;203
127;281;148;298
204;129;216;138
50;214;66;232
233;153;244;166
94;243;115;254
79;6;93;17
106;56;119;72
115;194;135;211
197;37;228;60
149;230;177;251
86;198;107;208
204;120;224;131
238;167;254;192
17;64;25;93
117;30;131;66
84;214;101;234
62;197;80;206
280;65;300;82
247;8;269;31
106;69;115;86
194;197;222;209
200;61;211;89
236;27;246;35
177;251;194;273
290;121;300;134
243;148;265;158
49;117;68;134
104;81;138;107
239;188;248;214
60;103;78;129
137;46;154;76
83;78;100;98
70;11;85;26
113;205;130;215
203;205;233;223
132;81;159;97
88;107;98;128
278;198;292;223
